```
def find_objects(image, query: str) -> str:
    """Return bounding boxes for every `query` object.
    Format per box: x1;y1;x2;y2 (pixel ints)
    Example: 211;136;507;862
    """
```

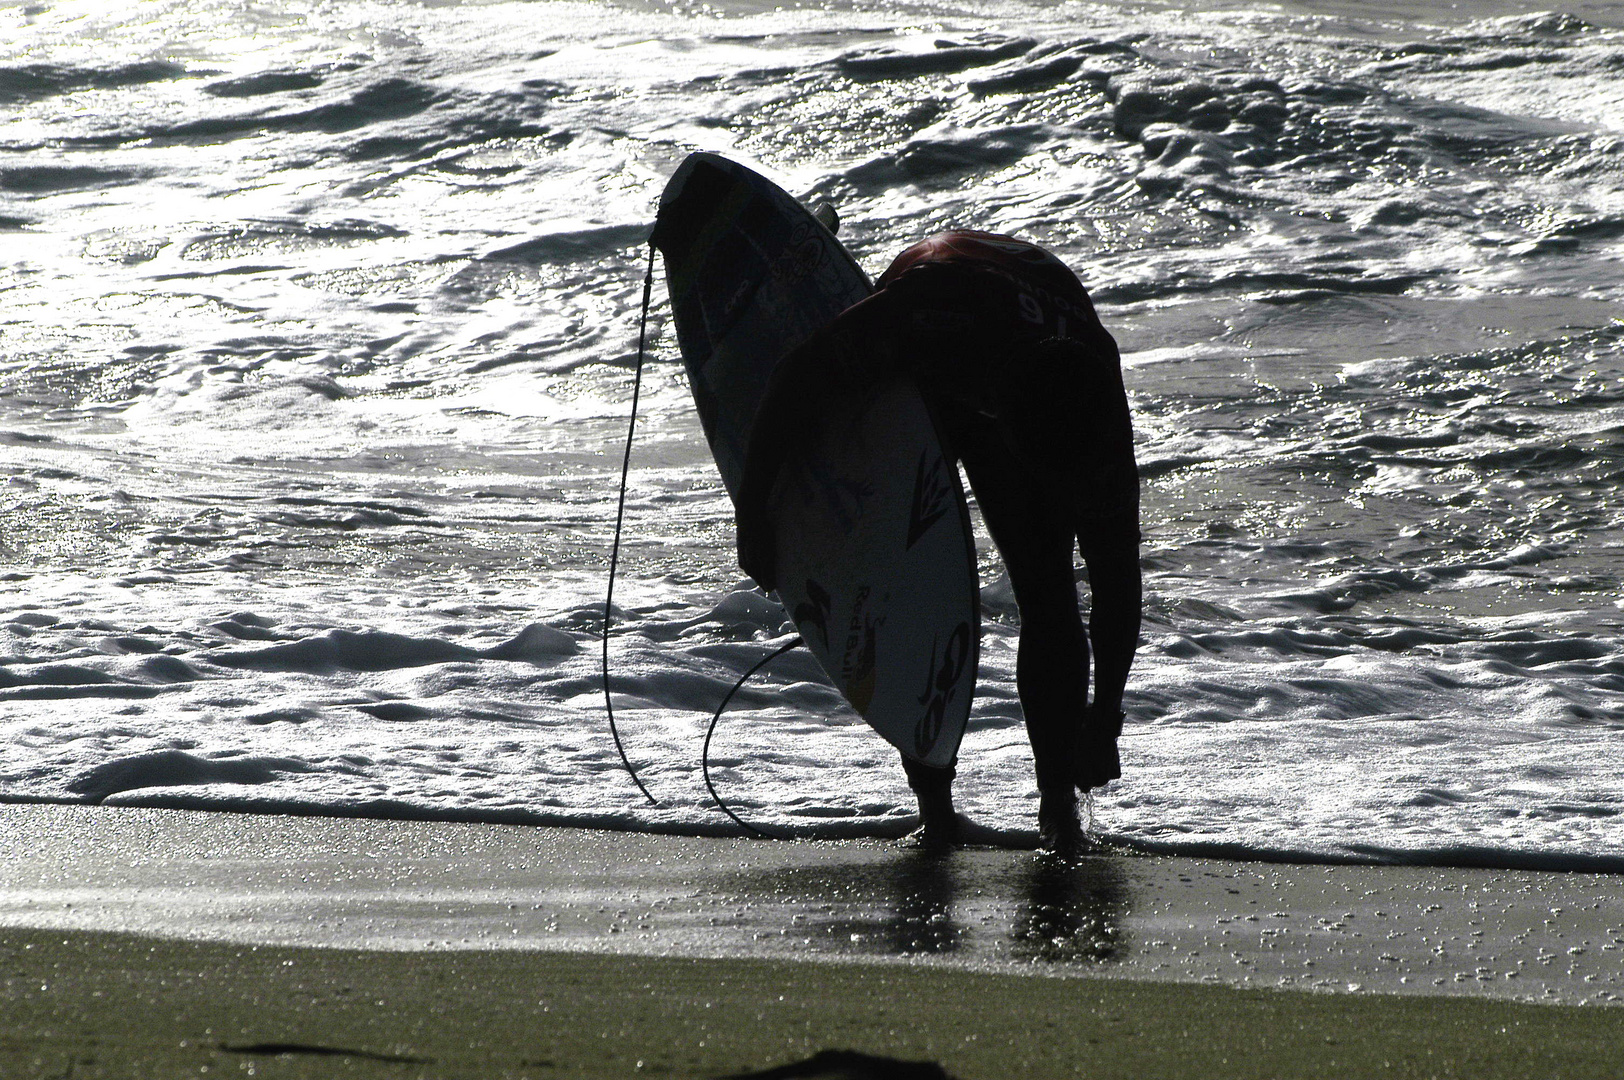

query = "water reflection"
1009;852;1130;964
714;849;1131;966
879;851;962;955
718;851;961;956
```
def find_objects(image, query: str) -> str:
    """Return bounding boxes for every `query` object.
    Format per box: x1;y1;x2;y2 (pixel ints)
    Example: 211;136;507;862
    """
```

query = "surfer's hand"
1075;704;1124;791
1085;702;1125;738
736;509;777;592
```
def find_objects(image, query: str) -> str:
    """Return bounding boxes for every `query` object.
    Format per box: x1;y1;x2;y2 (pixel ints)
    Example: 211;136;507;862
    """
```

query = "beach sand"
2;805;1622;1077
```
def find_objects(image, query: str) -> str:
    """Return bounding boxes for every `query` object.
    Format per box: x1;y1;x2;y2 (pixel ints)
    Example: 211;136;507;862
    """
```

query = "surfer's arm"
735;295;904;589
1080;520;1141;714
1079;377;1141;715
735;348;830;589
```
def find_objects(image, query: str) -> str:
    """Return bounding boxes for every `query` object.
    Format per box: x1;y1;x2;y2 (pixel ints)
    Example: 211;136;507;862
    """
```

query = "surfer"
735;231;1141;855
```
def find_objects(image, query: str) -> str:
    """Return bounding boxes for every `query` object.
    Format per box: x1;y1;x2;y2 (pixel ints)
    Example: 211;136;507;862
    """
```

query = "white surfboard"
653;152;977;767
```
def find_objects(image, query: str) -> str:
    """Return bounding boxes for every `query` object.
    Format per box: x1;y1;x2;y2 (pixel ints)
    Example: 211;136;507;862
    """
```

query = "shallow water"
2;0;1622;866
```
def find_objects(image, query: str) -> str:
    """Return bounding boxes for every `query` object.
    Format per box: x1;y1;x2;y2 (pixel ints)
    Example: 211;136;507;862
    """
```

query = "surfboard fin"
812;201;840;235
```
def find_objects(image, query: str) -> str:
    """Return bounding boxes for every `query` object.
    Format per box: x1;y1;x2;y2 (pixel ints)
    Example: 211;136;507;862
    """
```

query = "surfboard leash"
703;635;803;840
603;241;660;807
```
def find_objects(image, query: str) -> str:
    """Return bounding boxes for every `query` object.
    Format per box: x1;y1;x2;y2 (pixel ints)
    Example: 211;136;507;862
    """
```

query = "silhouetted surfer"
737;230;1141;855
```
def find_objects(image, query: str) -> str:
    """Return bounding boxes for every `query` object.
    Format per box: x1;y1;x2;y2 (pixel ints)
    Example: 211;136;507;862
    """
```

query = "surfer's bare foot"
900;814;960;852
902;771;958;850
900;811;1003;851
1037;795;1089;859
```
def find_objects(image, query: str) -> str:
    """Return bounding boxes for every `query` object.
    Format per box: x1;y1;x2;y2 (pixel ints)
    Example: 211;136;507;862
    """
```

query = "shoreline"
4;804;1624;1077
7;794;1623;876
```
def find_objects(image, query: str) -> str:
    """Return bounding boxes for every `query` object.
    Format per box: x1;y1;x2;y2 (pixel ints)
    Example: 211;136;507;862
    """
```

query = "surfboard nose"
651;152;733;258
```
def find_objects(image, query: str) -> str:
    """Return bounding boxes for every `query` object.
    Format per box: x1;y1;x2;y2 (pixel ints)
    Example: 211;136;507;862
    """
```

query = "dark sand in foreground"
2;805;1622;1077
8;927;1624;1079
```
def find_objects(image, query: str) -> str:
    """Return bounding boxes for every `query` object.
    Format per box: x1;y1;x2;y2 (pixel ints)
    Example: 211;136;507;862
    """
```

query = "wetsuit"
736;231;1141;820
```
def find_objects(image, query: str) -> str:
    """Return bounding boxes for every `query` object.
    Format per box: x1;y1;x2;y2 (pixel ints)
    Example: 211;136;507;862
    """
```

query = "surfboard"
652;152;977;769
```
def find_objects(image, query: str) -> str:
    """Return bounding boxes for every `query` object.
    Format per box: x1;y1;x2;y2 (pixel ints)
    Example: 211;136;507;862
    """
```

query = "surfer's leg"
957;434;1090;849
1008;557;1090;798
1005;535;1092;854
899;756;957;848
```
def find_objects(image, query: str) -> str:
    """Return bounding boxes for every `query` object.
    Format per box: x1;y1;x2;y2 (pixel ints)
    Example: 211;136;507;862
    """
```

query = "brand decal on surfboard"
794;578;833;652
907;449;953;550
770;223;825;284
840;586;882;716
915;621;971;756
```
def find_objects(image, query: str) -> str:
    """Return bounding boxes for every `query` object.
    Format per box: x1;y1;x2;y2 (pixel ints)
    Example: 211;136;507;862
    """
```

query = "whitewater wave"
2;0;1622;870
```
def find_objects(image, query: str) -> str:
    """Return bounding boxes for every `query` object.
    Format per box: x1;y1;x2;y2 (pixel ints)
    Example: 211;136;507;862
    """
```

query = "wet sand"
2;804;1623;1077
4;804;1622;1004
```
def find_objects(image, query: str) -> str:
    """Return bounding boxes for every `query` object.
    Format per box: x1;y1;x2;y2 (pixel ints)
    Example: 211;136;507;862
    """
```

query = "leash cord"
603;242;660;807
703;636;803;839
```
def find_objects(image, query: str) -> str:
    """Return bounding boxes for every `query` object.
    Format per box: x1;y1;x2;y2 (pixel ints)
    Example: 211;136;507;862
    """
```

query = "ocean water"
2;0;1622;868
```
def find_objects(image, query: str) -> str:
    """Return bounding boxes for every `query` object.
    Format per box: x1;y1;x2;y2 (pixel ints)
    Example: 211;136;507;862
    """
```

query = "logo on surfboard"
915;621;971;757
770;222;826;284
907;450;953;550
794;578;833;652
840;586;881;717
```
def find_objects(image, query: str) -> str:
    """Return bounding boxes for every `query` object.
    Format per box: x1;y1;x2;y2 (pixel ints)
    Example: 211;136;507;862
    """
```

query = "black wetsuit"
737;231;1141;806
